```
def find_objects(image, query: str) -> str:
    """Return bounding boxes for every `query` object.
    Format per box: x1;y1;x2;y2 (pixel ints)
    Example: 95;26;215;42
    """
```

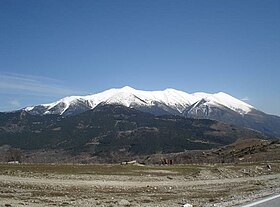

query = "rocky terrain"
0;162;280;207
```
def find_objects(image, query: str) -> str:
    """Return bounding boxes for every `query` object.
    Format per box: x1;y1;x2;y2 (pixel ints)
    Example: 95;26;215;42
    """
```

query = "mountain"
0;105;270;160
24;86;252;116
23;86;280;137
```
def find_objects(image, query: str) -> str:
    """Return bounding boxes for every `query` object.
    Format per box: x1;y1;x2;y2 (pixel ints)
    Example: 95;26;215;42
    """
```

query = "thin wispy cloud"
0;73;87;97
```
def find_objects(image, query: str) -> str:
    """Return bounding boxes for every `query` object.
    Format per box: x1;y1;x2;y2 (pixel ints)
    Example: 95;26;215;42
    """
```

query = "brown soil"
0;162;280;207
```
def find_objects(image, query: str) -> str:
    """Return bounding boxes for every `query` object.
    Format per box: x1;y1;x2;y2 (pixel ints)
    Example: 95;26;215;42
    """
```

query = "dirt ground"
0;162;280;207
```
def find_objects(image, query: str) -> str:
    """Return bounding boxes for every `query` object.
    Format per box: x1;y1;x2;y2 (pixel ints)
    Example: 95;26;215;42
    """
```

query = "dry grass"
0;163;203;176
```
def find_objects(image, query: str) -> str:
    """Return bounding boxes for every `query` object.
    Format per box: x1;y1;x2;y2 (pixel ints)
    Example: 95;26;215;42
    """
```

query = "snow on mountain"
24;86;254;116
193;92;253;115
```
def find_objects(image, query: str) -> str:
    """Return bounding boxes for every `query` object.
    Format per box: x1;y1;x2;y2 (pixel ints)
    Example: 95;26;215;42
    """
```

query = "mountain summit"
24;86;254;116
23;86;280;137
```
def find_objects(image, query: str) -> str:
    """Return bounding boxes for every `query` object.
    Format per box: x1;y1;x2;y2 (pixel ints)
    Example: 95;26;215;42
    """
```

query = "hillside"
0;105;270;162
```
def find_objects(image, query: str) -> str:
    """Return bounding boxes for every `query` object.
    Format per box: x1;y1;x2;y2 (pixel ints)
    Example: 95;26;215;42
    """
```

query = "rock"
5;204;12;207
118;199;131;206
142;196;152;203
267;164;271;170
182;203;193;207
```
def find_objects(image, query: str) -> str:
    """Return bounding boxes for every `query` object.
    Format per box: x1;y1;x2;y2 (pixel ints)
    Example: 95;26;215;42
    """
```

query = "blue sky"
0;0;279;115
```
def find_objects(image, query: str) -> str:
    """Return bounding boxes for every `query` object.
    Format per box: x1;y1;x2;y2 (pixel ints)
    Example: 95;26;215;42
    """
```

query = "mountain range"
24;86;280;137
0;86;279;162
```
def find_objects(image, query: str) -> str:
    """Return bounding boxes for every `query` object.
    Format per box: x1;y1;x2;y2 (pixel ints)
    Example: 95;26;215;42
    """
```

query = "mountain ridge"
7;86;280;137
24;86;254;116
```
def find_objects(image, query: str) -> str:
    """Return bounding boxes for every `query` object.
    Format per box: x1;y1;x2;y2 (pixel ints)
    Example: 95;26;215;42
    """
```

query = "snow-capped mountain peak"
192;91;253;114
120;85;136;92
24;87;255;116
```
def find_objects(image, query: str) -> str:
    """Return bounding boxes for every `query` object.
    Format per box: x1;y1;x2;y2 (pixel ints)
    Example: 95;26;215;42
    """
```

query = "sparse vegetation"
0;162;280;206
0;163;202;176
